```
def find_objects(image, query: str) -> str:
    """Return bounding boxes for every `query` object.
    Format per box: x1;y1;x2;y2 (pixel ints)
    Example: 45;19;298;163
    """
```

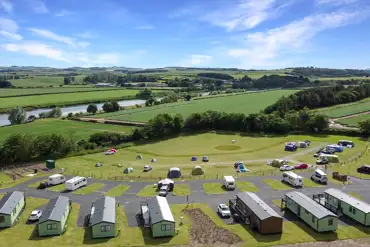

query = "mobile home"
147;196;175;238
282;171;303;187
284;191;338;232
223;176;236;190
229;192;283;234
89;196;116;239
323;188;370;226
65;176;87;191
48;174;66;186
0;191;25;228
37;196;72;236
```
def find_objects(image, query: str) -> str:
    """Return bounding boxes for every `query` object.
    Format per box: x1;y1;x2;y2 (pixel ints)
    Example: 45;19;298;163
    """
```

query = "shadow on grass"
82;227;111;245
284;210;338;241
28;226;56;241
339;216;370;234
138;226;172;245
240;224;282;243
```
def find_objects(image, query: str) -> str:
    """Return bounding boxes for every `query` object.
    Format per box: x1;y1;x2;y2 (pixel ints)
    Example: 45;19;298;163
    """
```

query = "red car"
295;163;308;169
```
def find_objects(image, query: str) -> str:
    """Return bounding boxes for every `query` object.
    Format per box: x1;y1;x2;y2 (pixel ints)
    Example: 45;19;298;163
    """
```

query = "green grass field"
319;76;370;81
72;183;105;195
317;97;370;118
9;75;86;87
105;185;130;197
263;179;292;190
203;183;225;194
136;185;158;197
56;133;368;181
173;184;191;196
92;90;297;122
337;114;370;127
0;119;134;143
47;183;66;192
235;180;259;192
0;89;140;111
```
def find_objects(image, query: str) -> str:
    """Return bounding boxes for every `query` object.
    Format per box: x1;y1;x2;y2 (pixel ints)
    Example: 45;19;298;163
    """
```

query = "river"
0;99;146;127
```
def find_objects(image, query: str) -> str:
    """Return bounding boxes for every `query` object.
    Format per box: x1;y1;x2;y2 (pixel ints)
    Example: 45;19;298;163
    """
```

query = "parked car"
37;181;48;189
104;149;116;155
143;165;152;172
295;163;308;169
280;165;295;171
217;204;231;217
357;165;370;174
158;185;169;197
304;140;311;146
29;210;42;221
316;159;329;165
234;162;243;169
202;156;209;162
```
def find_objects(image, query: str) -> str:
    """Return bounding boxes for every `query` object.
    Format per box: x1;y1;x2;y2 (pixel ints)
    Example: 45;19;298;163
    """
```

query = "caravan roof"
89;196;116;226
224;176;235;182
147;196;175;224
0;191;24;215
169;167;180;171
237;192;281;220
283;171;302;179
325;189;370;214
49;174;63;179
315;169;327;176
66;176;85;183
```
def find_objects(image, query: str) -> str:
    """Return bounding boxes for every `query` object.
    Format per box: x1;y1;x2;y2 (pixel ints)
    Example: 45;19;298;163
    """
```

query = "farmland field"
337;114;370;127
0;87;116;97
56;133;367;180
92;90;297;122
0;119;134;143
317;97;370;118
0;89;140;111
9;75;86;87
319;76;370;81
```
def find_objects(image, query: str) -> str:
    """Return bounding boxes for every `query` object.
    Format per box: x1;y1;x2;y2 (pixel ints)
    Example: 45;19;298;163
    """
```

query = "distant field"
337;114;370;127
0;119;134;143
0;87;117;97
319;76;370;81
9;75;85;87
246;70;290;79
92;90;297;122
0;89;140;111
317;97;370;118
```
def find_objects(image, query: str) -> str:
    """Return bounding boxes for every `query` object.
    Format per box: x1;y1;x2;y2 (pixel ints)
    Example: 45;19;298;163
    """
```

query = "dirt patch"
4;162;53;180
185;208;241;247
273;238;370;247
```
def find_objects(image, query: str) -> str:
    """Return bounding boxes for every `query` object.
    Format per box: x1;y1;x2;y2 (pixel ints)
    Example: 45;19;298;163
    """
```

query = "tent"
272;159;288;168
202;156;209;162
167;167;181;178
191;156;198;161
136;155;143;160
192;166;204;175
298;142;308;148
327;145;343;153
285;144;297;151
123;167;134;174
234;162;243;168
95;162;103;167
158;178;174;191
151;158;157;163
237;164;248;173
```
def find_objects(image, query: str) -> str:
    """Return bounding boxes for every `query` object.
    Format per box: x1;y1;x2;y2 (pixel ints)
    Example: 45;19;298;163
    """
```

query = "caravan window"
312;215;315;223
353;208;356;214
12;208;16;215
328;218;333;225
161;224;172;231
83;179;86;182
47;223;57;230
282;174;288;178
101;225;111;232
0;216;4;223
349;206;353;213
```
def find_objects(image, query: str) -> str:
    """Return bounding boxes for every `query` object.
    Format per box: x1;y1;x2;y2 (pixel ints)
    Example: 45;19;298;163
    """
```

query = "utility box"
46;160;56;169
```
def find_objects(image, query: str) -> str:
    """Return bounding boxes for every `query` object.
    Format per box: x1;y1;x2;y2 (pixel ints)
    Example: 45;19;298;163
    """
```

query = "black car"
357;165;370;174
37;181;48;189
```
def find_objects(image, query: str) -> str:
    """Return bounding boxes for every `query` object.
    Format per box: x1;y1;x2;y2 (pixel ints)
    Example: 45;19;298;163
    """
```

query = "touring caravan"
311;169;328;184
223;176;236;190
65;176;87;191
282;171;303;187
47;174;66;186
318;154;340;163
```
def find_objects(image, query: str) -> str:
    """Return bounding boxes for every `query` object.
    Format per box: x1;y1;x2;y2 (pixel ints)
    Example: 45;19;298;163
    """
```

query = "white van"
282;171;303;187
223;176;236;190
48;174;66;186
311;169;328;184
65;176;87;191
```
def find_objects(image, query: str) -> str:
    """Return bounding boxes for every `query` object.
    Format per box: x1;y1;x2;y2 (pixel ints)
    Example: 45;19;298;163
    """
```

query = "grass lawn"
303;178;323;188
0;119;134;143
137;185;158;197
348;192;363;200
104;185;130;197
172;184;191;196
27;179;47;188
72;183;105;195
203;183;225;194
9;75;86;87
337;114;370;127
92;90;297;122
263;179;292;190
47;183;66;192
0;87;113;97
235;180;259;192
272;199;282;209
317;97;370;118
0;172;46;189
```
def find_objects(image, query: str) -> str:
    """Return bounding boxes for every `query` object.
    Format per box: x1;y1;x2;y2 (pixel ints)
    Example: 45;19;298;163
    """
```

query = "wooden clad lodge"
229;192;283;234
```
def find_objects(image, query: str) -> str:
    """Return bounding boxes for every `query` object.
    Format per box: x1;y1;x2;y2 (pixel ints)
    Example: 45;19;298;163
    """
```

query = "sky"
0;0;370;69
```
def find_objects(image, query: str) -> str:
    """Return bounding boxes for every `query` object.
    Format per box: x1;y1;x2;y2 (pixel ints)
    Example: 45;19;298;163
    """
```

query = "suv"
357;165;370;174
143;165;152;172
29;210;42;221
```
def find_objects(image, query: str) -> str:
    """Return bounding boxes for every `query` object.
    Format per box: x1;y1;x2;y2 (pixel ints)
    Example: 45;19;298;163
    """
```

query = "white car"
143;165;152;172
29;210;42;221
280;165;295;171
104;150;116;155
217;204;231;217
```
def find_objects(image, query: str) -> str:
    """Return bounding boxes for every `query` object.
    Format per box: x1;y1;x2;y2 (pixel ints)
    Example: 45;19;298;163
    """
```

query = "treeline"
197;72;234;80
166;77;224;91
291;67;370;78
0;80;13;88
128;69;168;74
83;73;160;84
264;84;370;115
232;75;314;89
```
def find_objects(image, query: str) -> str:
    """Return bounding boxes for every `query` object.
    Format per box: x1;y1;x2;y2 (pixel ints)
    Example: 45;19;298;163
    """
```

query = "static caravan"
282;171;303;187
37;196;71;236
65;176;87;191
48;174;66;186
229;192;283;234
223;176;236;190
89;196;116;239
284;192;338;232
147;196;175;238
0;191;25;228
324;188;370;226
318;154;340;163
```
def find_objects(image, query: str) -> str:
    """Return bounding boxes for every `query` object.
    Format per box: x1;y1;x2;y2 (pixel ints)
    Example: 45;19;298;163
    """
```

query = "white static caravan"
47;174;66;186
223;176;236;190
65;176;87;191
282;171;303;187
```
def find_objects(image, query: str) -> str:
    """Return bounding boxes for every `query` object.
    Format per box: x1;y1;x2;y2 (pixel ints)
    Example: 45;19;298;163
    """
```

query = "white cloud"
31;0;48;14
202;0;289;31
134;25;155;30
0;0;12;12
316;0;358;6
227;9;370;68
0;31;23;40
55;9;71;17
0;18;23;40
75;31;95;39
28;28;89;48
180;55;213;66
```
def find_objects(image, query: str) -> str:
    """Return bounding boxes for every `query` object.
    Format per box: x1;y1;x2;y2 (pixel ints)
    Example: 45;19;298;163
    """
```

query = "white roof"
339;140;353;143
315;169;327;176
325;189;370;214
283;171;302;179
49;174;63;178
66;176;85;183
224;176;235;181
158;178;174;184
169;167;180;171
319;154;338;158
327;144;341;148
147;196;175;224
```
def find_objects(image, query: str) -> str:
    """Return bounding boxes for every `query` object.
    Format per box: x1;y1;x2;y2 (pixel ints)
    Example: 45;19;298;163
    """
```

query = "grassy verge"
137;185;158;197
235;180;259;192
72;183;105;195
203;183;226;194
272;199;282;209
348;192;363;200
172;184;191;196
104;185;130;197
47;183;66;192
0;173;46;189
27;180;47;188
263;179;292;190
303;178;323;188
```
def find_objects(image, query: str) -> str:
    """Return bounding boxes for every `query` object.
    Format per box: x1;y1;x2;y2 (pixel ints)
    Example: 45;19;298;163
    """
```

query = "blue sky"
0;0;370;69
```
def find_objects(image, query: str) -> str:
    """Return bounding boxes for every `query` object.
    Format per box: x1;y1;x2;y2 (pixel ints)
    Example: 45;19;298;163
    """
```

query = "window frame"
47;223;57;231
0;215;5;223
312;215;315;223
328;218;333;226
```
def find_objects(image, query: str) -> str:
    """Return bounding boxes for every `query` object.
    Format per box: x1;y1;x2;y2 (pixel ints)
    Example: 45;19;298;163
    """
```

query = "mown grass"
0;173;46;189
348;192;363;200
203;183;225;194
0;119;134;143
303;178;323;188
92;90;297;122
235;180;259;192
47;183;66;192
0;87;113;98
9;75;86;87
72;183;105;195
172;184;191;196
104;185;130;197
136;185;158;197
317;97;370;118
337;114;370;127
263;179;292;190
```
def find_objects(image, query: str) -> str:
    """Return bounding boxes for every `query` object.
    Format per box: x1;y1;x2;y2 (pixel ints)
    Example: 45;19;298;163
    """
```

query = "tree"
185;94;192;101
359;119;370;134
8;107;27;125
307;114;329;132
0;80;12;88
102;101;120;113
87;104;98;114
136;88;153;99
64;77;72;85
